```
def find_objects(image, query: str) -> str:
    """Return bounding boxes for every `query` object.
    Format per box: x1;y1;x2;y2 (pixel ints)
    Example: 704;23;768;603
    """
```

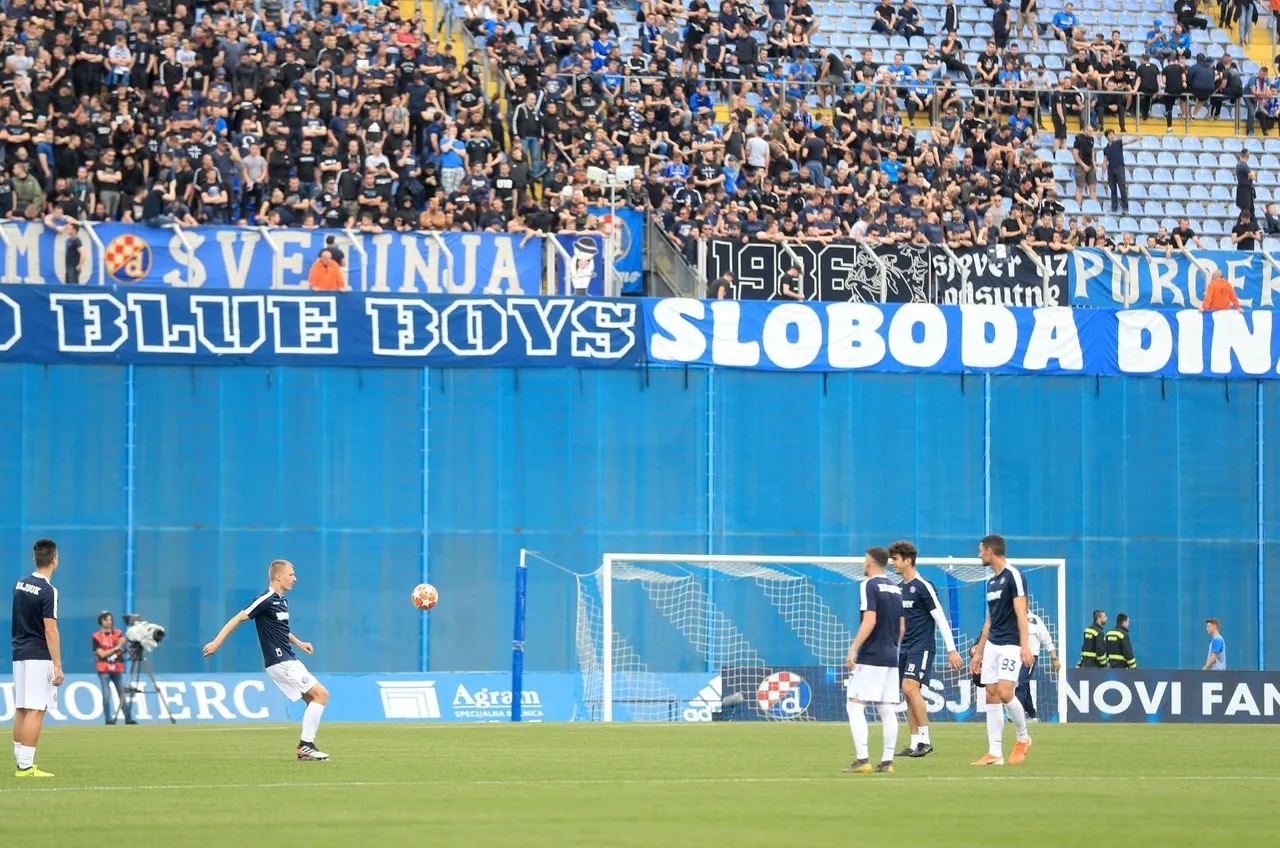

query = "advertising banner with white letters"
1070;248;1280;309
9;286;1280;379
1067;669;1280;723
0;287;642;368
642;298;1280;379
0;222;605;296
0;672;581;725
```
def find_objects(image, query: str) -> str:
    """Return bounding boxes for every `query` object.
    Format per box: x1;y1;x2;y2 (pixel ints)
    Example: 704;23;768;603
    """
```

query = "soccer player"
1203;618;1226;670
887;540;962;758
969;534;1034;766
11;539;63;778
842;546;904;775
202;559;331;761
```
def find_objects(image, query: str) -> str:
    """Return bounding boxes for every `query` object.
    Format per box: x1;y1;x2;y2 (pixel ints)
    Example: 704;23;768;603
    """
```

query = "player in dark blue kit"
203;559;331;761
842;546;904;775
969;534;1034;766
888;540;962;758
11;539;63;778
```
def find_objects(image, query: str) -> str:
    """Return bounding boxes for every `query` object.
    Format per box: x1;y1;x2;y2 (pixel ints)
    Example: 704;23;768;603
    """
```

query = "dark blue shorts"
899;649;932;683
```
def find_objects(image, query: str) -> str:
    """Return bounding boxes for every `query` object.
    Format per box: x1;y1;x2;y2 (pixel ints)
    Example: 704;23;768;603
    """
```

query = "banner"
702;237;928;303
702;666;1041;723
643;299;1280;379
1069;248;1280;309
702;238;1068;306
0;222;609;296
0;672;580;725
1067;669;1280;723
934;245;1069;307
590;206;644;295
0;286;642;368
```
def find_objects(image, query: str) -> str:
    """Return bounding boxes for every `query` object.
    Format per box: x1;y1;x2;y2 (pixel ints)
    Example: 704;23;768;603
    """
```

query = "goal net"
574;554;1066;723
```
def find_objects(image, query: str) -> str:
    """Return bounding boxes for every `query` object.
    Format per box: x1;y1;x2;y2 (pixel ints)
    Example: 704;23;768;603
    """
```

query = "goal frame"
596;553;1068;723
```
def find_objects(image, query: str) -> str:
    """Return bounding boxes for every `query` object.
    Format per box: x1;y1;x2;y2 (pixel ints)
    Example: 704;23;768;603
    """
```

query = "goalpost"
570;553;1067;724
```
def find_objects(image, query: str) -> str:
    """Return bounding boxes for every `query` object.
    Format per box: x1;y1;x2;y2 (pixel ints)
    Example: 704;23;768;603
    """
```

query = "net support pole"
1257;381;1266;671
1057;557;1068;723
601;553;614;722
512;548;529;722
124;364;137;616
420;367;431;673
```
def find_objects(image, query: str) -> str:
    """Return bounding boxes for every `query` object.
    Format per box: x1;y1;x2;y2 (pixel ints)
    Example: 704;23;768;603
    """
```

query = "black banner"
702;239;1069;306
1067;669;1280;723
932;245;1069;307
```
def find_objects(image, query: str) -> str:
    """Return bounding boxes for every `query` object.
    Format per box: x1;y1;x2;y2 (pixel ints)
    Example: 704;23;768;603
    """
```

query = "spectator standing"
1102;130;1137;214
1237;150;1257;216
1201;270;1242;310
1105;613;1137;669
63;222;84;286
1202;618;1227;670
308;250;347;292
1071;125;1097;206
1232;212;1262;251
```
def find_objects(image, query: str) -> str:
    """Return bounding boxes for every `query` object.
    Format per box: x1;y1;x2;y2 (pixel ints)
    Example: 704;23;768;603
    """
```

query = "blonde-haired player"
203;559;331;761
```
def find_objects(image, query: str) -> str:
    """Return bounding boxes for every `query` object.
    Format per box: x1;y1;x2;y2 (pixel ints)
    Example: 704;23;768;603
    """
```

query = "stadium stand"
8;0;1280;278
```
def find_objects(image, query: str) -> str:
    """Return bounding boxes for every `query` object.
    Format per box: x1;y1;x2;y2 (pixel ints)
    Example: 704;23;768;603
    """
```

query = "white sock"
910;733;921;748
846;700;869;761
301;702;325;745
878;704;899;763
986;700;1004;757
919;725;930;745
13;741;19;766
16;745;34;770
1005;696;1030;742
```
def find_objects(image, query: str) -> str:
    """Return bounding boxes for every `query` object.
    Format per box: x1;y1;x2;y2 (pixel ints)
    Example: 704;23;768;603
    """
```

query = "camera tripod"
113;645;178;724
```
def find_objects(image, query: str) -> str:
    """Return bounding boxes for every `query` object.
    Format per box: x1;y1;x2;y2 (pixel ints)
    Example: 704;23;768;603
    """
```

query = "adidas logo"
683;676;723;722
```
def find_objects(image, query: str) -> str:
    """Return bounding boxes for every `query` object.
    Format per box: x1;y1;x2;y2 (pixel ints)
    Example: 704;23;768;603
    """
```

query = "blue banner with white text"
0;287;642;368
0;672;580;725
1069;248;1280;309
0;222;588;295
589;206;645;295
642;298;1280;379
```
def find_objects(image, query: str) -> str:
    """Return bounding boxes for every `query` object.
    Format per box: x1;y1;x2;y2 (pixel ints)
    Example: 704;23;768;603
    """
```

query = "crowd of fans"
0;0;1273;270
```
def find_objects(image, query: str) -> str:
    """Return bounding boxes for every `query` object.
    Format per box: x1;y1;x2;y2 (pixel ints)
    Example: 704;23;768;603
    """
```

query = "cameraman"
93;612;135;725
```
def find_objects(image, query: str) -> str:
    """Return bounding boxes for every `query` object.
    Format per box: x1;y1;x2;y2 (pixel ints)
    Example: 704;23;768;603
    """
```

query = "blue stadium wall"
0;365;1275;675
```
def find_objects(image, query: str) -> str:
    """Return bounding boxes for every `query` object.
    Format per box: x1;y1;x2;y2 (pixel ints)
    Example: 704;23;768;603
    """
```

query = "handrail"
167;223;195;288
938;242;968;303
0;221;13;284
549;235;574;295
424;231;456;292
1100;246;1137;305
257;226;283;289
342;228;367;293
77;218;106;287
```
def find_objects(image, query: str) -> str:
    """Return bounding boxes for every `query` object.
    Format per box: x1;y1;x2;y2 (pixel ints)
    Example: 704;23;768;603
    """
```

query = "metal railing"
649;216;702;298
544;72;1273;137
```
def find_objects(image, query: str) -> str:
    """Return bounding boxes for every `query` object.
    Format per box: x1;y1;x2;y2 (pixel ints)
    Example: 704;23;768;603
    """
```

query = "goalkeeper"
888;541;963;758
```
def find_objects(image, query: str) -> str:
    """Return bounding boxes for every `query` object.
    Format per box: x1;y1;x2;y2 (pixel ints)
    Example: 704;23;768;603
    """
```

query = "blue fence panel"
3;362;1278;678
0;364;127;670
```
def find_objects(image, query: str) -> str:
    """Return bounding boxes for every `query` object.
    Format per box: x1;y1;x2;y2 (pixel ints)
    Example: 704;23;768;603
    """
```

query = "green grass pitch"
0;722;1273;846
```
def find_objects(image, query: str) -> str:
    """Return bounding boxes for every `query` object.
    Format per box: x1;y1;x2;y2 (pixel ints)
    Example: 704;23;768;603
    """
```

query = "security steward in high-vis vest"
93;612;135;725
1105;613;1137;669
1077;609;1108;667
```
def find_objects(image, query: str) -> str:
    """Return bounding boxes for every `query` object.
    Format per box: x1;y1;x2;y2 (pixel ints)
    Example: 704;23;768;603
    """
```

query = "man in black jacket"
1078;609;1108;667
1106;614;1137;669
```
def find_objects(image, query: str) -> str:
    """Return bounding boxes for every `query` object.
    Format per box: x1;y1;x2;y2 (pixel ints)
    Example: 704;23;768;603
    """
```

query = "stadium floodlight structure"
563;553;1067;724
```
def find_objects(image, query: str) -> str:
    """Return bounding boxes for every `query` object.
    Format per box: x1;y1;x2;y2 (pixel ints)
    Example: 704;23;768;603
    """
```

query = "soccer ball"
411;583;439;611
